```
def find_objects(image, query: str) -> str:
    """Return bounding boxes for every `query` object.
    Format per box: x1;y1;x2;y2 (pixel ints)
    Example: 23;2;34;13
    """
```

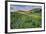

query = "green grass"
10;12;42;29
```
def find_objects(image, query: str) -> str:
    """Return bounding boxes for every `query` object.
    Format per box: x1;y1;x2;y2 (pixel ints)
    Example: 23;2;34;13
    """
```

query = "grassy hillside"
10;11;42;29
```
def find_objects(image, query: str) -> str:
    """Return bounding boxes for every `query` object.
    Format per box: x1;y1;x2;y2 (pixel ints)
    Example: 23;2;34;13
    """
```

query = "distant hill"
11;8;42;14
16;10;32;14
32;8;42;13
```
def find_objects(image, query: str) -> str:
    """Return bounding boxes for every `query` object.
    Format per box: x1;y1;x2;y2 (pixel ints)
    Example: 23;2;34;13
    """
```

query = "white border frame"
7;2;44;32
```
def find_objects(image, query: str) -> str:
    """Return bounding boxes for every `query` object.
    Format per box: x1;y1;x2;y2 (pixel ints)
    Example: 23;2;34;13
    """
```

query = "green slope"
10;12;42;29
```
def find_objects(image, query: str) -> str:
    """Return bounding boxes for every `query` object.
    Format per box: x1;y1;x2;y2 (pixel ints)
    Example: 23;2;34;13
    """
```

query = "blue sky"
10;5;32;11
10;4;41;11
15;5;32;10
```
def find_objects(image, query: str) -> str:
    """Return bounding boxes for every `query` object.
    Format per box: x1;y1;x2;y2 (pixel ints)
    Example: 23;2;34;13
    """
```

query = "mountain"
32;8;42;13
